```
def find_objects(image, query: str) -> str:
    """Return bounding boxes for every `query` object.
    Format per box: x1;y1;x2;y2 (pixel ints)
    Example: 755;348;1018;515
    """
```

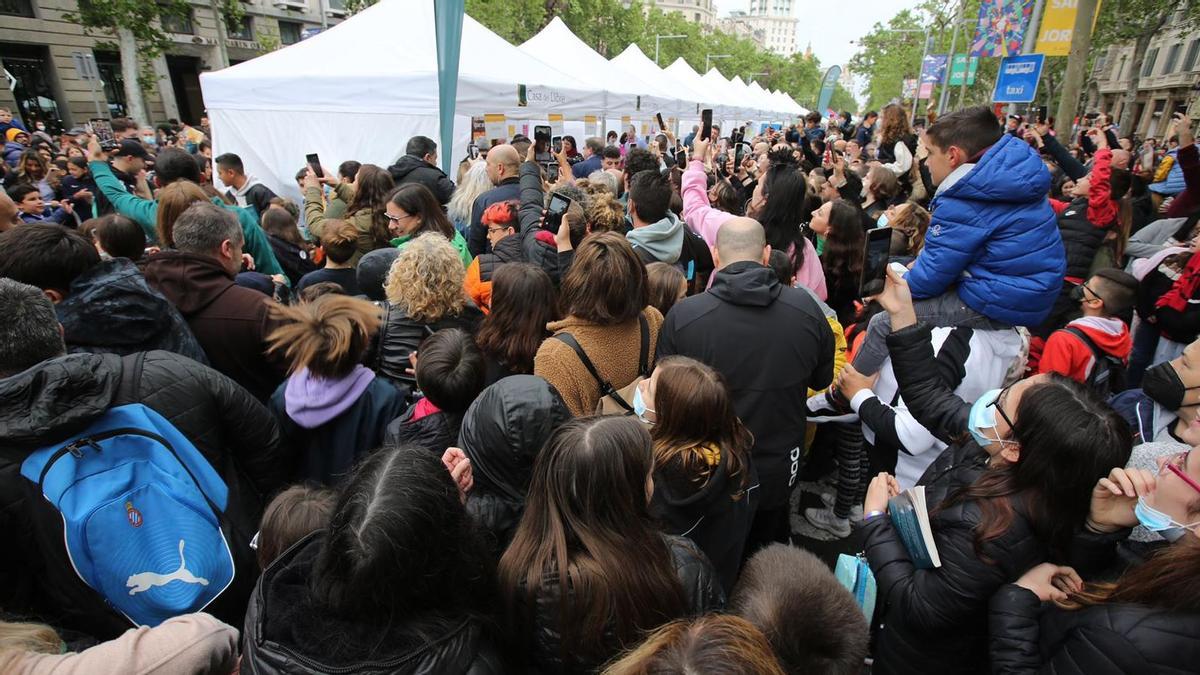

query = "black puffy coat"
989;584;1200;674
56;258;208;364
267;234;318;288
372;301;483;388
384;403;463;456
0;351;284;640
458;376;571;557
243;535;502;675
1056;199;1108;282
512;535;724;673
388;154;457;205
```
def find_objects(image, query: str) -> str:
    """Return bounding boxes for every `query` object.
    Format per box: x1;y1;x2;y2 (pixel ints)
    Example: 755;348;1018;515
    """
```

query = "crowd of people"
0;98;1198;674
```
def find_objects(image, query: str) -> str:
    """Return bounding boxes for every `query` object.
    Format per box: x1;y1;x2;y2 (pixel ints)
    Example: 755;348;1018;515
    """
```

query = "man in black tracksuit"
657;217;835;552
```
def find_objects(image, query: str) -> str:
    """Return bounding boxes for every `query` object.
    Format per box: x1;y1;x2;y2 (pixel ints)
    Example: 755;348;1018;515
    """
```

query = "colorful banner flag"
902;79;918;99
816;66;842;117
920;54;949;84
948;54;980;85
970;0;1035;58
1035;0;1102;57
918;82;934;99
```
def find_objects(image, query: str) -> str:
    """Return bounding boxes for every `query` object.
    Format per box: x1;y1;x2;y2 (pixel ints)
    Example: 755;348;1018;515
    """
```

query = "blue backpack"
20;401;236;627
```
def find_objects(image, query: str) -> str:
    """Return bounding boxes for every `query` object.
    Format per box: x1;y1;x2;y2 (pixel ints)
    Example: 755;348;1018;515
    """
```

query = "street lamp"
655;34;687;65
706;53;731;72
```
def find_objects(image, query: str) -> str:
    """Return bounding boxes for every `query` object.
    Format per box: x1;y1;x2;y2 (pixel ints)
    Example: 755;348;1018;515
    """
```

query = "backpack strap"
117;352;147;404
1061;326;1104;362
636;313;649;377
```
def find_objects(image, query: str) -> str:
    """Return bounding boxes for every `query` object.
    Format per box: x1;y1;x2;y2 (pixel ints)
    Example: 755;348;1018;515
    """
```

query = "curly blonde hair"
384;232;466;322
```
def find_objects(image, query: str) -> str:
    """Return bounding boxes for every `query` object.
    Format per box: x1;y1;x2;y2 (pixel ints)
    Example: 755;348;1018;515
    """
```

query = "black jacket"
989;584;1200;674
518;161;575;283
267;234;318;287
468;178;522;257
56;258;209;365
458;376;571;558
243;534;502;675
384;403;464;456
657;261;835;509
388;154;456;206
513;535;724;673
1057;198;1108;281
652;444;758;594
372;301;483;388
0;351;283;640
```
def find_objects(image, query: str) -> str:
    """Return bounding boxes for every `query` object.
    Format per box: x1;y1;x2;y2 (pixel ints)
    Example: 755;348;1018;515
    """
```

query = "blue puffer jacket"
906;133;1065;327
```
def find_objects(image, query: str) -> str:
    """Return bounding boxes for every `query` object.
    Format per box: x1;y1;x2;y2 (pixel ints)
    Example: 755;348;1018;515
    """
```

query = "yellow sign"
483;114;506;142
1035;0;1102;57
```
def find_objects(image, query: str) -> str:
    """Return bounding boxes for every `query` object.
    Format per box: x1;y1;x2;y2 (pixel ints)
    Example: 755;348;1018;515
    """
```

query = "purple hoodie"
284;365;376;428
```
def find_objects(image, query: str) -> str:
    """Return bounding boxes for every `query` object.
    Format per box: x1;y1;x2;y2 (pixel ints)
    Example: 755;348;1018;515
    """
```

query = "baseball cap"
65;127;88;136
112;139;150;159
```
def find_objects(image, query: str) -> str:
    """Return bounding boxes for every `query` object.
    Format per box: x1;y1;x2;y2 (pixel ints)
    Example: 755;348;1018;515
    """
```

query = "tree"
849;10;927;112
66;0;244;125
1091;0;1200;134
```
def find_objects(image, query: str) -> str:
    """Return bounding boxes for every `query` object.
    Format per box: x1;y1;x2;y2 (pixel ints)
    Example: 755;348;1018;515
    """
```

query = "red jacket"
1038;316;1131;384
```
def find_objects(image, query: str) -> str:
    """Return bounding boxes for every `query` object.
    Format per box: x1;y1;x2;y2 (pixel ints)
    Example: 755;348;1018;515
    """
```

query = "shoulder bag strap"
552;332;617;398
117;351;147;403
637;313;649;377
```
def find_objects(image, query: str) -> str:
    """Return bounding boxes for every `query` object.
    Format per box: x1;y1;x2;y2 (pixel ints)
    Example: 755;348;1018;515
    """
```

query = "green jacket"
89;160;284;279
391;229;472;267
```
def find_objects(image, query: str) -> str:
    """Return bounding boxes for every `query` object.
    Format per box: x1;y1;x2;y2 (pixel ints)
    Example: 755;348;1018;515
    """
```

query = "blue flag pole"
434;0;465;175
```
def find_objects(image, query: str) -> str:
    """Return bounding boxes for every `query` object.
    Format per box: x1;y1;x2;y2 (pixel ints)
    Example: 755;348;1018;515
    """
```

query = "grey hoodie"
626;210;685;264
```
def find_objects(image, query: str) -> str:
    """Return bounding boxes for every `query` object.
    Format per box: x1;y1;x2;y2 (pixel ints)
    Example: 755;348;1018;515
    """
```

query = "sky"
716;0;927;68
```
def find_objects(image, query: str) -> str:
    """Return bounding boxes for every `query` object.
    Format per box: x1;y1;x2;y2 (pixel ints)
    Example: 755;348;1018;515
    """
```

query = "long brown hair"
601;615;785;675
889;201;931;255
1061;533;1200;612
819;199;865;300
651;356;752;498
880;103;912;146
388;182;455;241
939;375;1131;561
499;416;688;666
261;206;308;250
645;262;685;317
155;180;209;246
475;263;559;375
344;163;394;248
266;294;381;378
559;232;648;325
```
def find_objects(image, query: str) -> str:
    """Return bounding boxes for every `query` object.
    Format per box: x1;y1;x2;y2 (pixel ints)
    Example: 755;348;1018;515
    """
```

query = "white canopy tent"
701;69;756;121
662;58;739;121
608;44;707;121
200;0;604;201
521;19;678;119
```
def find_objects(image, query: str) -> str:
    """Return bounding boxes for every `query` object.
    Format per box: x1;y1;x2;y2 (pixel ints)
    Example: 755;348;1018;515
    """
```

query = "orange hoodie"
1038;316;1132;384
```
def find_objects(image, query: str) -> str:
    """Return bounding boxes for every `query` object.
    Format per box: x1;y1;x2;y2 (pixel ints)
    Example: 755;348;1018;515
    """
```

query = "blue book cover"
888;486;941;570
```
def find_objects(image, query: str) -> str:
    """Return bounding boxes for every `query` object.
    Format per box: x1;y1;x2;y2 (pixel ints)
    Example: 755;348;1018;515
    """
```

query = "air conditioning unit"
273;0;307;10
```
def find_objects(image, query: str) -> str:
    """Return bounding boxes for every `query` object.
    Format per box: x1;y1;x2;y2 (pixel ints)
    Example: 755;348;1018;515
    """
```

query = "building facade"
629;0;716;30
0;0;343;133
1089;20;1200;138
721;0;797;56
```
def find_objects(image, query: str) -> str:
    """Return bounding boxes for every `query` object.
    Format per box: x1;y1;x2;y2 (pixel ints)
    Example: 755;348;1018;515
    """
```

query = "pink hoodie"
681;159;827;299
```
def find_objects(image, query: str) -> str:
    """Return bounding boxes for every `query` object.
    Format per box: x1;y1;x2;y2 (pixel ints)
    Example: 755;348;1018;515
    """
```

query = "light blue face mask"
632;383;655;424
1135;497;1197;542
876;213;889;228
968;388;1017;449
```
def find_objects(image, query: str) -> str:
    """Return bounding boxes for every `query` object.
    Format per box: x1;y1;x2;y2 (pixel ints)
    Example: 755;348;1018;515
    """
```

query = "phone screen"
305;153;324;177
544;193;572;231
859;227;894;297
90;118;115;146
552;136;562;153
467;145;480;160
701;109;713;143
534;125;551;143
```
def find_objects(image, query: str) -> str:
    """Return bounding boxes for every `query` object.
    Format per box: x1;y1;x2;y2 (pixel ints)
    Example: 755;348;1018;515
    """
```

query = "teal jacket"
89;160;284;279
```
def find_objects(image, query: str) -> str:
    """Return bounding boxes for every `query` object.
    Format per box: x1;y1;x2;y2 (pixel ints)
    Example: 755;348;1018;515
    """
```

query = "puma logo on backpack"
20;397;235;627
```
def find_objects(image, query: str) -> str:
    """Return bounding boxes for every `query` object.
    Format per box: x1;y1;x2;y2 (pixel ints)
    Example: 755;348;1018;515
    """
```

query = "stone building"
1089;21;1200;138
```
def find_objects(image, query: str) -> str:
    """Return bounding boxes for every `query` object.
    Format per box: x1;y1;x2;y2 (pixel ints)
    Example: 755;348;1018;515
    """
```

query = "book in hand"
888;486;942;569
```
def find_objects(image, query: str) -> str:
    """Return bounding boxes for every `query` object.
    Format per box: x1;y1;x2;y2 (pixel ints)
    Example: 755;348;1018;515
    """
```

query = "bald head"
486;144;520;185
716;217;768;267
1111;149;1131;170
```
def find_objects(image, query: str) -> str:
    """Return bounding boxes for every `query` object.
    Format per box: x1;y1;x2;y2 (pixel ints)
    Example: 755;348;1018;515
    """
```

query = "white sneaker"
804;506;851;538
819;493;864;522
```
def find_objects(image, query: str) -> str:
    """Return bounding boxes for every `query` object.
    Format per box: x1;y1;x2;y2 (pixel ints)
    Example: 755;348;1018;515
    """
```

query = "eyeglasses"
990;384;1016;431
385;212;416;223
1080;281;1104;304
486;225;513;234
1163;451;1200;497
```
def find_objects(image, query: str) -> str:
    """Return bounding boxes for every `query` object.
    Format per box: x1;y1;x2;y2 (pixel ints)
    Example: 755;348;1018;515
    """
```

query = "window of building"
0;0;34;17
279;20;302;45
1141;47;1159;77
1163;43;1182;73
159;4;194;34
1185;39;1200;71
0;43;63;134
93;51;128;119
227;15;253;40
